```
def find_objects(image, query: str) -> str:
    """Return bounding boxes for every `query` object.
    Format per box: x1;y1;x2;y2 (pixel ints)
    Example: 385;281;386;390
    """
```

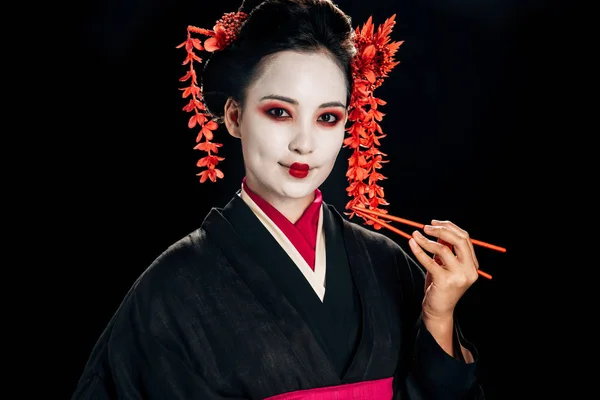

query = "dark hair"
201;0;356;120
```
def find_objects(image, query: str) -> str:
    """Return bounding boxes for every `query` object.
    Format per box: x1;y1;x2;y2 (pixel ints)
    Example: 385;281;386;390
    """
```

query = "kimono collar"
241;177;322;270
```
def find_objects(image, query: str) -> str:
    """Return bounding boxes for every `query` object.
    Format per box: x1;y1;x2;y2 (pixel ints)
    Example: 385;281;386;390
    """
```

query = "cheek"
240;119;288;158
320;128;345;158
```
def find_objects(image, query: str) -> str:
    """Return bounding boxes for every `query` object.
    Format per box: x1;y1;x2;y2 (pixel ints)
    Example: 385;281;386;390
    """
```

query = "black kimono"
71;193;483;399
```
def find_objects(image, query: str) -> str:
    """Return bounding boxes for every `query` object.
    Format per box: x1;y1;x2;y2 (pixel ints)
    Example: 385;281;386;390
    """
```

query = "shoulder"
324;203;424;289
135;226;222;292
73;227;221;392
108;226;221;334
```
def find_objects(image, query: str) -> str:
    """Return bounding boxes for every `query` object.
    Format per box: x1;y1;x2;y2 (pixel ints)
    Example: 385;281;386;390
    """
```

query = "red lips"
288;162;310;178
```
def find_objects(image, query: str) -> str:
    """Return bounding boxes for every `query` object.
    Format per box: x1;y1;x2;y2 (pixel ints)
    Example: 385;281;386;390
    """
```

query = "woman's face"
236;50;348;205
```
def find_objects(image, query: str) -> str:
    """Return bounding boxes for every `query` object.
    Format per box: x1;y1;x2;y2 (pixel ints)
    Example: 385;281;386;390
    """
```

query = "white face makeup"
236;50;348;206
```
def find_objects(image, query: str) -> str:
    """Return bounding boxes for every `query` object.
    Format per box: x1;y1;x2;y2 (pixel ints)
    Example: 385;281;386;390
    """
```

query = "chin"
279;180;320;200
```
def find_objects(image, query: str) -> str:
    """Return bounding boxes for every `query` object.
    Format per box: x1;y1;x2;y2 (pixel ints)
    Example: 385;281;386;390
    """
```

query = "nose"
288;121;315;155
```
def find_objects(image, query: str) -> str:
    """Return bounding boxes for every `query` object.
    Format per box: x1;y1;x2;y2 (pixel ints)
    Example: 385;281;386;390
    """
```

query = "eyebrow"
260;94;346;109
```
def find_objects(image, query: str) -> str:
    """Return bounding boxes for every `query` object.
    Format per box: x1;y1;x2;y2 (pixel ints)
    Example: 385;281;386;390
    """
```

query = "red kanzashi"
177;11;401;196
177;12;247;182
344;15;403;229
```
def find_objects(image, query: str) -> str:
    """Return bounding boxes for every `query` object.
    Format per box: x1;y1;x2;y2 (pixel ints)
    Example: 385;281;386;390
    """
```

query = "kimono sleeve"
71;277;247;400
394;249;485;400
71;331;242;399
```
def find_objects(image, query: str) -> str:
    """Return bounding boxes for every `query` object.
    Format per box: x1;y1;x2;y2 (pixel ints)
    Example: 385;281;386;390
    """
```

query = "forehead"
247;50;347;103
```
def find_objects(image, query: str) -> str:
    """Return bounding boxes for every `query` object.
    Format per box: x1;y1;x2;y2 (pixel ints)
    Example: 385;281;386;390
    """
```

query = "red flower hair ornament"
177;12;402;227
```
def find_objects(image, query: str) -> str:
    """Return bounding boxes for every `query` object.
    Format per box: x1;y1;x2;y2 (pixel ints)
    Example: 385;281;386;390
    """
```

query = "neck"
243;178;315;224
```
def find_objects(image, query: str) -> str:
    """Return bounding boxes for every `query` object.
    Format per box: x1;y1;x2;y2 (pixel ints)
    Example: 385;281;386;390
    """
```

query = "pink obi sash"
263;377;393;400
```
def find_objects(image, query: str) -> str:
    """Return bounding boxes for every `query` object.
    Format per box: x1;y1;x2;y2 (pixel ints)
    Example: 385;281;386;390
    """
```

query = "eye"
318;113;338;123
268;108;290;118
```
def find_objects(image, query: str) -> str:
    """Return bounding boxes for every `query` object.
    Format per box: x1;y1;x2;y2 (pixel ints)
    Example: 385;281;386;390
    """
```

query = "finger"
411;230;457;269
432;219;468;235
434;238;452;266
423;223;471;264
408;236;446;278
431;219;477;264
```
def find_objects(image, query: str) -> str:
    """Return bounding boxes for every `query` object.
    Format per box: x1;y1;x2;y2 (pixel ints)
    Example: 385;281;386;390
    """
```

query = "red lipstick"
288;162;310;178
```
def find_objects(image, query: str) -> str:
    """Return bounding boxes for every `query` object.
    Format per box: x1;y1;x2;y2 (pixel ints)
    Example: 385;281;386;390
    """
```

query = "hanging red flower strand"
176;11;402;203
344;15;403;229
176;12;248;183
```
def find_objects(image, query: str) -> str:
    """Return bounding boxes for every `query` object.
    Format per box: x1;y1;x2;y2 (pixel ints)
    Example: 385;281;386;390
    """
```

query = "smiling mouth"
280;162;312;178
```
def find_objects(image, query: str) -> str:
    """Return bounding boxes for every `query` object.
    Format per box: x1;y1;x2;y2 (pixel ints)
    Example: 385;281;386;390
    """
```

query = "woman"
72;0;484;398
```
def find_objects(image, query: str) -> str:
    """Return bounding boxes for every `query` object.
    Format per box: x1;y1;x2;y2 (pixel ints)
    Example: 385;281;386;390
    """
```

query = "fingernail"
413;231;423;238
431;219;440;224
424;225;432;231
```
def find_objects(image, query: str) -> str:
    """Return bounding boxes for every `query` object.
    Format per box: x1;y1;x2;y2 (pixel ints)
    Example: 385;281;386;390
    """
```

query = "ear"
223;98;242;139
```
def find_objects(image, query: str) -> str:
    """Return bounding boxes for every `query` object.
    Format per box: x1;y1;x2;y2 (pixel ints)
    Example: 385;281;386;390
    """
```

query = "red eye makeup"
259;102;292;120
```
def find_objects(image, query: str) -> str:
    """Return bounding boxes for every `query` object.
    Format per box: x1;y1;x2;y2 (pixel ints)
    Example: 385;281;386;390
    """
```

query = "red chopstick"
351;206;506;252
351;207;498;280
